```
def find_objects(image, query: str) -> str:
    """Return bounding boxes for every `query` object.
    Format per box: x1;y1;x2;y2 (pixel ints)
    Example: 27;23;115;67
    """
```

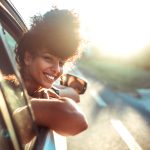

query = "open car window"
0;19;37;149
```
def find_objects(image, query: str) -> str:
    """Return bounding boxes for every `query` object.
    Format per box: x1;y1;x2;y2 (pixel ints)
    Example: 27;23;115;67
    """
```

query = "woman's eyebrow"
43;52;53;57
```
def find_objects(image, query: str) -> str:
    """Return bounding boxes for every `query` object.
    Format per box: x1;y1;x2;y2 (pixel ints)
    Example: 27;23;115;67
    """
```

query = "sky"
11;0;150;59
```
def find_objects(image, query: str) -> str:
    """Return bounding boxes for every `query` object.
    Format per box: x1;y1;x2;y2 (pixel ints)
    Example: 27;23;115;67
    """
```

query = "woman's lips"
44;73;55;82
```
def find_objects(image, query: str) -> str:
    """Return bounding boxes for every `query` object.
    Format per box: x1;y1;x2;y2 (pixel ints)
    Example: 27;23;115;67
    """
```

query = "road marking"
90;90;107;107
111;119;142;150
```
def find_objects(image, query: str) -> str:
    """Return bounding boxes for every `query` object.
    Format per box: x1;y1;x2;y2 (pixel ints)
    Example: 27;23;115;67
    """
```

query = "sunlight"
80;0;150;59
11;0;150;59
11;0;51;28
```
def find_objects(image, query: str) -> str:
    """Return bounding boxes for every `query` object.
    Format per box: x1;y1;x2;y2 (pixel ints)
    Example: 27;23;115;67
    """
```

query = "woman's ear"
24;51;32;66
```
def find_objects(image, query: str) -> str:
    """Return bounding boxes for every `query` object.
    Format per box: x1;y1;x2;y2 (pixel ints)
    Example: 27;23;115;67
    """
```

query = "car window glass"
0;27;16;49
0;23;17;62
0;23;37;149
0;24;26;109
2;29;16;58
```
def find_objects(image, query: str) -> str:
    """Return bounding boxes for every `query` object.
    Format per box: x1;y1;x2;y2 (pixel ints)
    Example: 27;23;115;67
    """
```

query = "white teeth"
45;74;54;80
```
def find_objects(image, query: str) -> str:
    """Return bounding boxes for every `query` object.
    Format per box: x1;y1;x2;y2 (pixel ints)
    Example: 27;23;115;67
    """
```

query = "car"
0;1;66;149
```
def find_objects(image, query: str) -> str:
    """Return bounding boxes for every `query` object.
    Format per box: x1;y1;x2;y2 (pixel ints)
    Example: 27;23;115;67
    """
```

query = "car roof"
1;0;28;33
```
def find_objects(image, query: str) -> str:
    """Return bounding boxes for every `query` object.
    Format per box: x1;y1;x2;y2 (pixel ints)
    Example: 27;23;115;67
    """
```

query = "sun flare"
11;0;150;60
79;0;150;59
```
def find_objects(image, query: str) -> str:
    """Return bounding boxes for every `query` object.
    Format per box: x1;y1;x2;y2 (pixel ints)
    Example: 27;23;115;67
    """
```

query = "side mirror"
60;74;87;94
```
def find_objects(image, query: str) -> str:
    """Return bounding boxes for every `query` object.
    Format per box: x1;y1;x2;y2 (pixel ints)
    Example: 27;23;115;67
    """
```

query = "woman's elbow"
60;112;88;136
71;115;88;135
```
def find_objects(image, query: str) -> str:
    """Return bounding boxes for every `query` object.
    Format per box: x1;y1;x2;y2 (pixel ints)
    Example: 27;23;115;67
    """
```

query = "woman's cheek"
60;67;63;76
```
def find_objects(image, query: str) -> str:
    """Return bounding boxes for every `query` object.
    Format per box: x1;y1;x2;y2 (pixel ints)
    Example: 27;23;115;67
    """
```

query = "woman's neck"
21;69;41;96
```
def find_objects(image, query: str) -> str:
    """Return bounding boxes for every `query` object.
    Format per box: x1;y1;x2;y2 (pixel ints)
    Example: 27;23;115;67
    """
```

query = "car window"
0;28;16;58
0;22;37;149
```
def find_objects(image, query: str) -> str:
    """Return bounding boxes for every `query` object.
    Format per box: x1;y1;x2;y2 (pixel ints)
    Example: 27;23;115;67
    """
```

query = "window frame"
0;7;34;125
0;0;27;41
0;0;34;117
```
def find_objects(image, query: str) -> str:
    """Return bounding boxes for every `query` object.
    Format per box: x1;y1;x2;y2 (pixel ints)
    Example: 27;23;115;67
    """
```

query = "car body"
0;0;67;149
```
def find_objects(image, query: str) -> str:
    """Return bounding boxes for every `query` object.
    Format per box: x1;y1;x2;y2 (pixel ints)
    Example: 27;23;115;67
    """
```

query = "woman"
13;8;88;142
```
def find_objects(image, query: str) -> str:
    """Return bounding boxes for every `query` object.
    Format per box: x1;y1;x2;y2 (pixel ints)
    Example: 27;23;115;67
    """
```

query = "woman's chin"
43;83;53;89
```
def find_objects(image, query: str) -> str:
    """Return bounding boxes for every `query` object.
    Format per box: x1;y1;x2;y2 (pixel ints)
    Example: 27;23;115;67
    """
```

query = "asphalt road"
67;70;150;150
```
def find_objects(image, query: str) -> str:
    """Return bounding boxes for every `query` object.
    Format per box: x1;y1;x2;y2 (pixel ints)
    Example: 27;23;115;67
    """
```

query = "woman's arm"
31;97;88;136
13;94;87;143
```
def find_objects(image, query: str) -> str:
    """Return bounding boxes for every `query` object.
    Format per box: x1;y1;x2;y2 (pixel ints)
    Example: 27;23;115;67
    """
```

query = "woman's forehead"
38;49;68;61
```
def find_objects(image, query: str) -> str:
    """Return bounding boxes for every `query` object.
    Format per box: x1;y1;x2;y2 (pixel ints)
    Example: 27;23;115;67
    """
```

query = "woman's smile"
44;72;55;82
24;50;64;91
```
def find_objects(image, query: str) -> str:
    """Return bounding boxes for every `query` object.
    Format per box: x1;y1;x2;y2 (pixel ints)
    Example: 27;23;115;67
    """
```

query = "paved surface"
67;70;150;150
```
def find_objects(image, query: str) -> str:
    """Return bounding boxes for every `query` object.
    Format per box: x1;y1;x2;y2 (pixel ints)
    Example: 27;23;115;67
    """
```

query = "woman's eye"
45;57;49;60
44;56;52;61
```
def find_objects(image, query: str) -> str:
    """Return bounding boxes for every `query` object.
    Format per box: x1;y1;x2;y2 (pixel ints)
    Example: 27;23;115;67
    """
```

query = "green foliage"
78;57;150;91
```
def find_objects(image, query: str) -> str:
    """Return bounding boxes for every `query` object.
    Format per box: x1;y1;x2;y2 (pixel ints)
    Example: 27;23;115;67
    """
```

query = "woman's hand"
32;88;60;99
32;86;80;103
53;85;80;103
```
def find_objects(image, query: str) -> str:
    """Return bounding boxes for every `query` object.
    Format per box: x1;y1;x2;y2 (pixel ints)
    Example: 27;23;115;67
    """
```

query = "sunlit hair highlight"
15;8;83;69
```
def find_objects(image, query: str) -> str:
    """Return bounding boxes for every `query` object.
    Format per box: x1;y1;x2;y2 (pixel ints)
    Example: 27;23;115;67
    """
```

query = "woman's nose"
51;62;62;74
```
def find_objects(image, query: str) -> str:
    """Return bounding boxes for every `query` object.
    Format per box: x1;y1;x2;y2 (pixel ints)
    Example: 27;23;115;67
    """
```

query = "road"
67;69;150;150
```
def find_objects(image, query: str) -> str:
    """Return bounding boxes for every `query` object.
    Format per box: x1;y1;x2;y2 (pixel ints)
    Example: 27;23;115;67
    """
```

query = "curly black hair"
15;8;83;68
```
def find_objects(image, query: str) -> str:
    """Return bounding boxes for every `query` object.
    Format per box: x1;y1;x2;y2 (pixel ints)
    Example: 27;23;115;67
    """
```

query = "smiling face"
24;49;65;92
